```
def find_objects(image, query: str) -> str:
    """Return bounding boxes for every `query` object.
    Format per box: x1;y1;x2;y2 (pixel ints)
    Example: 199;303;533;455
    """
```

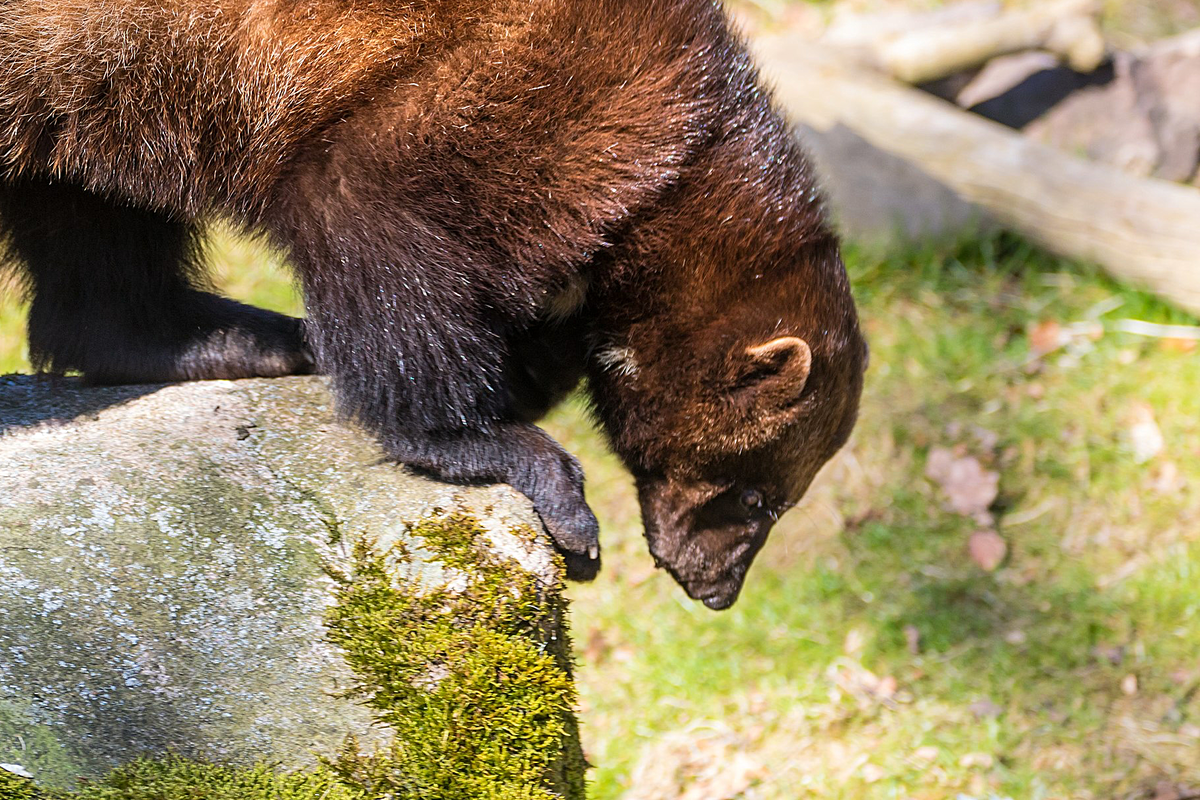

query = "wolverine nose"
685;575;745;610
701;591;737;611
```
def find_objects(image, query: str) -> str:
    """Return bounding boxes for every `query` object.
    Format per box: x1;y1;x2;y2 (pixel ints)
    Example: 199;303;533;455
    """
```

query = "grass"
3;228;1199;799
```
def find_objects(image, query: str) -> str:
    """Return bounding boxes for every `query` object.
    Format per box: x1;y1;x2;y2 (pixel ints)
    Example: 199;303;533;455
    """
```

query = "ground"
556;235;1200;800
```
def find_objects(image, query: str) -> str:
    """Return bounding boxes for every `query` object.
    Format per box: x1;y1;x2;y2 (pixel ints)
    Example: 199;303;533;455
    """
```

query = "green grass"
3;230;1199;799
0;274;26;375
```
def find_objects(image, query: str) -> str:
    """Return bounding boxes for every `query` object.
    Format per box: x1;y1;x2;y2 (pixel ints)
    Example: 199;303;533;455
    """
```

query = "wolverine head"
587;108;866;609
594;301;865;609
632;327;864;609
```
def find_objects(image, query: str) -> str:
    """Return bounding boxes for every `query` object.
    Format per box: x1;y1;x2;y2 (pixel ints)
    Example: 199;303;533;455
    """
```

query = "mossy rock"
0;376;585;799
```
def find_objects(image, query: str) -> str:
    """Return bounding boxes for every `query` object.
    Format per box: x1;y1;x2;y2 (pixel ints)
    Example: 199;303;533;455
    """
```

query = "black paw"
173;293;311;378
210;305;315;378
562;548;601;582
538;497;601;582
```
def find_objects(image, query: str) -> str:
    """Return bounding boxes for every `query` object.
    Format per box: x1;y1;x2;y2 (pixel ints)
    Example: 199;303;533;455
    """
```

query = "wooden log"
826;0;1106;84
822;1;1004;48
751;35;1200;315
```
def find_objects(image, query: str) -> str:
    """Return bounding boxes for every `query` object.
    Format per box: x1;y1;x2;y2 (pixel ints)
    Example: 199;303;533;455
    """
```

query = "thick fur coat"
0;0;866;608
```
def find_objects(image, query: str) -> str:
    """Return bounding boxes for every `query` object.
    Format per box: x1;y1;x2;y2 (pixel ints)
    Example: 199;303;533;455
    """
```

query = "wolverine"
0;0;866;609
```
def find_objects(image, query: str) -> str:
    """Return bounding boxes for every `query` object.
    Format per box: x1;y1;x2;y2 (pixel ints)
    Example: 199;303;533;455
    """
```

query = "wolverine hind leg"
0;181;312;384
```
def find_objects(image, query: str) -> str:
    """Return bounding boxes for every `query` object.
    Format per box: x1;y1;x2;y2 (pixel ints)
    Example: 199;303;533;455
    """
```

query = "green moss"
0;770;44;800
0;758;360;800
325;514;584;800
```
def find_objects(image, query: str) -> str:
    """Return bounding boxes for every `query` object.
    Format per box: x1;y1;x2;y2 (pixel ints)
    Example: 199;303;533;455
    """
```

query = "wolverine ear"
735;336;812;405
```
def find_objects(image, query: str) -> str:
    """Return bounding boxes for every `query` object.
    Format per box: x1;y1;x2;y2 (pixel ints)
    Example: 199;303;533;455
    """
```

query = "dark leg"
505;315;588;424
0;181;311;384
301;279;601;578
501;321;598;578
397;321;597;577
278;195;600;577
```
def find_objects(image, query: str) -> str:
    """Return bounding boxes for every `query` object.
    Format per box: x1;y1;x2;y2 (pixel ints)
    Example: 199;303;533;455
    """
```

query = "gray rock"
945;33;1200;185
799;122;995;248
0;375;577;793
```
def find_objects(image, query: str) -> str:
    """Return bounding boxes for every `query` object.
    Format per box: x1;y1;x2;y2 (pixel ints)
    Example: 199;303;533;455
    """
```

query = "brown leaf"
843;627;866;658
874;675;898;700
859;764;886;784
926;447;1000;523
1151;461;1185;495
624;724;763;800
970;425;999;451
1030;319;1064;354
959;752;995;770
968;530;1008;572
1153;781;1187;800
969;698;1003;719
912;746;939;762
1161;337;1198;354
1091;643;1125;666
904;624;921;655
583;627;611;665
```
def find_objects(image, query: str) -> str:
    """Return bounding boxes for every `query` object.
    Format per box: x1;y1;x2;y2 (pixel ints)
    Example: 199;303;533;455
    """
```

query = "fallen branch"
822;1;1004;48
1115;319;1200;340
750;36;1200;316
825;0;1106;83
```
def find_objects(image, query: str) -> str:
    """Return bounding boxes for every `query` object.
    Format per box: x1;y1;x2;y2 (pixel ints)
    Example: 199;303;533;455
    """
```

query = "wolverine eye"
739;489;764;511
701;487;770;527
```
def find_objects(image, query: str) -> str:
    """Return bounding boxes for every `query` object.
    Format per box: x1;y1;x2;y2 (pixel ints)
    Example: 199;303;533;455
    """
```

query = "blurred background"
2;1;1199;798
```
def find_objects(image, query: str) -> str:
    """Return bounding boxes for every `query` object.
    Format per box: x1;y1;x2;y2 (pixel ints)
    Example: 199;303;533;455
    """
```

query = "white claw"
588;545;599;560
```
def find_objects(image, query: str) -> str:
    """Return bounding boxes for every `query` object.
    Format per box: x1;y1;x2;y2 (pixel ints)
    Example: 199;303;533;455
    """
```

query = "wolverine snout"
637;477;773;610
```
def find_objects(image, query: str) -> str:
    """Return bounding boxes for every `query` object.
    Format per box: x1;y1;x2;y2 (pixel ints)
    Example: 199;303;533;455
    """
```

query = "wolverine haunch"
0;0;866;609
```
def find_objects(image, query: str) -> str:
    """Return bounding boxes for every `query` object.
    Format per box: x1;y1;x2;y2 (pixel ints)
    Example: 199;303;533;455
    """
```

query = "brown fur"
0;0;866;608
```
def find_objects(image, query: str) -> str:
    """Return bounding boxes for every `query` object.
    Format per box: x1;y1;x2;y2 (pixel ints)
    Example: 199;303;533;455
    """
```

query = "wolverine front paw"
387;424;602;580
526;450;601;581
539;500;601;582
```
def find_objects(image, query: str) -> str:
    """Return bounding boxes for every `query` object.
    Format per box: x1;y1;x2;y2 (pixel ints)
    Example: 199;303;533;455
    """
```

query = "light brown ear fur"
745;336;812;396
